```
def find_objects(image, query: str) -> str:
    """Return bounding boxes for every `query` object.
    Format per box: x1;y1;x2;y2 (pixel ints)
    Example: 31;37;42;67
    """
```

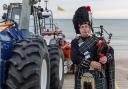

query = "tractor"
37;1;72;74
0;0;64;89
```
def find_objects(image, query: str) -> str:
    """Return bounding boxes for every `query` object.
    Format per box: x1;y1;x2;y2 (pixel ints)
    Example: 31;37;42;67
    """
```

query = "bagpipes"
92;26;115;89
92;25;112;59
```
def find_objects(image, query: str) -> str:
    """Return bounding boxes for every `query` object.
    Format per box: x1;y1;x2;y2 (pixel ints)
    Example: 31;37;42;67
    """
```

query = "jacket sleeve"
71;39;91;67
105;46;115;89
71;39;83;65
105;46;114;62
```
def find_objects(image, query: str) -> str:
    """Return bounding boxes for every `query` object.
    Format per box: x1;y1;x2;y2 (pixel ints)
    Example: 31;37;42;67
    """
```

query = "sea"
54;19;128;60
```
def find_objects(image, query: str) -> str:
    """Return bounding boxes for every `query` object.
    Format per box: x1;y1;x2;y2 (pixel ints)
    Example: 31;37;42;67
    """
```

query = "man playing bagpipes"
71;6;115;89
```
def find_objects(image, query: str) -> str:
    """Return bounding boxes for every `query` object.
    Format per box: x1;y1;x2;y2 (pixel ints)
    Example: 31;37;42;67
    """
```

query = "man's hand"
99;56;107;64
90;61;101;70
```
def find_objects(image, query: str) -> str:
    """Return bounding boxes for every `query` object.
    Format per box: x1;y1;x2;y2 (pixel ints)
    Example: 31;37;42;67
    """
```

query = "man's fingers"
99;59;106;63
90;61;102;69
95;62;101;69
99;56;107;64
99;59;104;62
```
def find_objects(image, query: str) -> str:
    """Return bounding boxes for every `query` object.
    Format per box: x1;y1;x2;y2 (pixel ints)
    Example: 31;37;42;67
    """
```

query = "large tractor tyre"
48;46;64;89
4;38;50;89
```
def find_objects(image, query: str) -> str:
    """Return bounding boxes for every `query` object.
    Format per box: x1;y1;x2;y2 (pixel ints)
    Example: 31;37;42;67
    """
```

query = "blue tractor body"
0;23;27;88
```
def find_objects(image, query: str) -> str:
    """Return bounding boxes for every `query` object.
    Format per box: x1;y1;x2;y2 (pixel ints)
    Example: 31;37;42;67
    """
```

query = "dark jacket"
71;36;113;66
71;36;115;89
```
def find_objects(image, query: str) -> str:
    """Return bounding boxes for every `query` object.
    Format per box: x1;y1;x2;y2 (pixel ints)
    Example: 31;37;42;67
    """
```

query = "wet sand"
115;59;128;81
115;59;128;89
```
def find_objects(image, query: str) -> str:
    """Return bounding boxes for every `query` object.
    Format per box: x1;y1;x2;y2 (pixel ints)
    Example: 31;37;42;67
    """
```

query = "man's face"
79;24;91;37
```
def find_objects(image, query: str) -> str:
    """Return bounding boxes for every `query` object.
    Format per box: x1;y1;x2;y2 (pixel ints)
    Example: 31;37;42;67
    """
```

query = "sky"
0;0;128;19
